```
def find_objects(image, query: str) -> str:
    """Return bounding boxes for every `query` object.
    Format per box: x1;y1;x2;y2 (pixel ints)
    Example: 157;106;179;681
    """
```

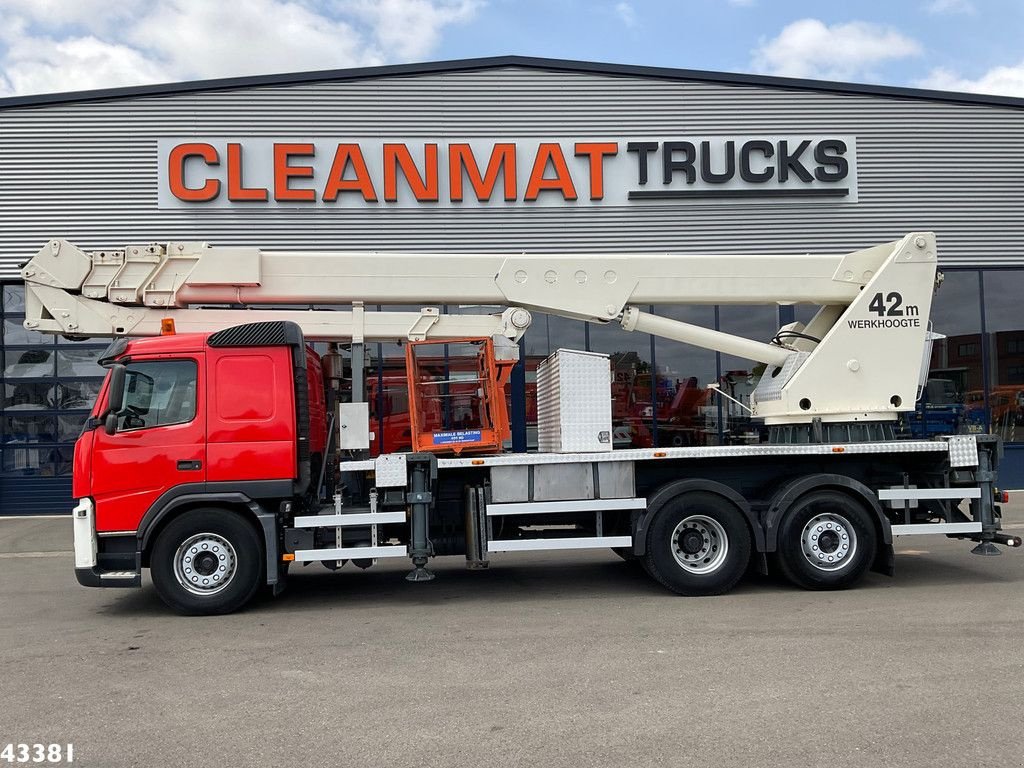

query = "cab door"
90;356;205;532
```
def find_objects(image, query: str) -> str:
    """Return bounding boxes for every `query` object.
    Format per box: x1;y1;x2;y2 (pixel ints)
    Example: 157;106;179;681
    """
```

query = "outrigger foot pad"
971;541;1001;556
405;567;436;582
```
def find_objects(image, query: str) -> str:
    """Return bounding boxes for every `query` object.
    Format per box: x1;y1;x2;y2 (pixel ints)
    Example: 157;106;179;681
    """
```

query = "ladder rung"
293;512;406;527
487;498;646;516
292;545;408;562
487;536;632;552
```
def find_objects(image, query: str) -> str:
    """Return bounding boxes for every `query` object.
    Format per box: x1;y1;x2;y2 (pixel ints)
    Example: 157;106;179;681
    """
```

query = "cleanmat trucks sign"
158;136;857;208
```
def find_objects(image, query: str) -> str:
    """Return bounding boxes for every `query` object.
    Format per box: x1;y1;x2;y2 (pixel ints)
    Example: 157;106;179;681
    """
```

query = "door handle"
177;460;202;471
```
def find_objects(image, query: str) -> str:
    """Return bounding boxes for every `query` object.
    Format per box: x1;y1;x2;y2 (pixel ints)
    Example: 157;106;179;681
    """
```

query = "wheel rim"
173;533;238;596
800;513;857;572
671;514;729;574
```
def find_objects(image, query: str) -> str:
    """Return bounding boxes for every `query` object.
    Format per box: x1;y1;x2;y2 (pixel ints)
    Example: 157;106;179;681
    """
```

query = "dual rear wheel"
643;492;751;596
774;490;877;590
639;489;878;596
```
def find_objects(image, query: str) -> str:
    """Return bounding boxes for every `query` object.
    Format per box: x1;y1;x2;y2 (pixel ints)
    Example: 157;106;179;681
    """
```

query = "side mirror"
100;364;127;435
106;364;127;416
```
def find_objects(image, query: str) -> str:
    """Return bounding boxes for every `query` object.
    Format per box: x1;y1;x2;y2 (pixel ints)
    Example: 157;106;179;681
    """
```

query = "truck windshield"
117;360;197;431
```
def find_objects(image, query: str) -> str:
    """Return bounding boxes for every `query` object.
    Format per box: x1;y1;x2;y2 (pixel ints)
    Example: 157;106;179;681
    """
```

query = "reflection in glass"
1;447;55;476
4;319;51;345
909;271;983;438
3;383;56;410
370;341;410;455
653;306;719;446
522;316;586;449
116;360;197;430
58;413;89;442
587;318;653;448
3;349;55;378
982;271;1024;442
56;446;75;476
2;414;58;443
2;284;25;314
56;348;106;377
717;306;778;444
524;314;586;359
57;381;103;410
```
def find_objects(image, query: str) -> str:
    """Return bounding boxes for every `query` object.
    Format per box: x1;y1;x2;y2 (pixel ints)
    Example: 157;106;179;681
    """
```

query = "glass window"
2;414;58;443
653;306;719;446
525;313;586;359
4;319;51;345
55;446;75;476
3;348;55;378
982;270;1024;442
916;270;983;438
58;413;89;442
523;315;585;450
1;447;56;477
117;360;197;431
587;318;653;448
957;343;979;357
57;348;106;377
56;381;102;410
2;284;25;314
369;341;410;454
56;333;101;347
3;383;56;410
717;306;778;444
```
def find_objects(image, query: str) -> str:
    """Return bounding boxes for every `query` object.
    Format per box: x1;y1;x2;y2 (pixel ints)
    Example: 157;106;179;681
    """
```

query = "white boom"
20;233;940;425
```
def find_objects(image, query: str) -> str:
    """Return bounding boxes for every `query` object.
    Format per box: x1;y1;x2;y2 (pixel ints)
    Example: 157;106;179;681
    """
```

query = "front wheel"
643;492;752;596
775;490;877;590
150;508;264;615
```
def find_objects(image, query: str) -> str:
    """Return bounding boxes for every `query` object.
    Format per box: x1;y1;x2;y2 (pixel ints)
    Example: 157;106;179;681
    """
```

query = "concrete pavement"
1;506;1023;768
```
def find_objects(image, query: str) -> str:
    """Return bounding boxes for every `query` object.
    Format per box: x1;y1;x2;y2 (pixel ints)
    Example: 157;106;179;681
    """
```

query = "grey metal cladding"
1;64;1023;280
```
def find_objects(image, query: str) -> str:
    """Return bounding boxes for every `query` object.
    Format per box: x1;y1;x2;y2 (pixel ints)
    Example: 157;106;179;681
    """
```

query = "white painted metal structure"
21;232;937;425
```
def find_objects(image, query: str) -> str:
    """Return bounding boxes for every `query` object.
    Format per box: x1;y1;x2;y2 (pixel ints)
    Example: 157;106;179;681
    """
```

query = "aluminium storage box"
536;348;613;453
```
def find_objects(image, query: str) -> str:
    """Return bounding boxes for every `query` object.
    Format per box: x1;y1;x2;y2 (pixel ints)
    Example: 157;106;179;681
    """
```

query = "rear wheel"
775;490;877;590
643;492;751;596
150;508;264;615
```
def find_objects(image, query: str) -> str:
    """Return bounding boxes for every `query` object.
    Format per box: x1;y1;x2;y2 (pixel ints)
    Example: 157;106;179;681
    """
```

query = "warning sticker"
433;430;483;445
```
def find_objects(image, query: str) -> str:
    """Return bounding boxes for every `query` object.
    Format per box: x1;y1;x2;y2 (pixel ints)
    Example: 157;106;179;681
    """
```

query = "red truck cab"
73;321;326;613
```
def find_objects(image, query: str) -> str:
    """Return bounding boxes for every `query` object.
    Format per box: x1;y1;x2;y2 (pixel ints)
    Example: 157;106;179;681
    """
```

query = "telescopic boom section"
21;233;939;423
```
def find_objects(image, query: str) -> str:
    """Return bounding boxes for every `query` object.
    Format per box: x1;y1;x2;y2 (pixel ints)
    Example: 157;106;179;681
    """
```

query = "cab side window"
118;360;197;431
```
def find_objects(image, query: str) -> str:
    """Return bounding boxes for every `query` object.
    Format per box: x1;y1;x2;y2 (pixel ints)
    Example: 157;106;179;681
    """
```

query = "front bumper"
72;498;141;588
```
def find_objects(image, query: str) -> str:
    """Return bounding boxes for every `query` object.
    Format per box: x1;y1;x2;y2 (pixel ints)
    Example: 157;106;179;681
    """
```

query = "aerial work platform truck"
20;232;1020;614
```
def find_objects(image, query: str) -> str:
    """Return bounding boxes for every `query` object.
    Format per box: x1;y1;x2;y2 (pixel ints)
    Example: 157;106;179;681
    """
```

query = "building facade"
2;56;1024;514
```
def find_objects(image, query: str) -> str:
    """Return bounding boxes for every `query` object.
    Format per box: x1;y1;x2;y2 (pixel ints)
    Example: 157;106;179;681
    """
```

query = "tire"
643;491;752;596
775;490;877;590
150;507;264;615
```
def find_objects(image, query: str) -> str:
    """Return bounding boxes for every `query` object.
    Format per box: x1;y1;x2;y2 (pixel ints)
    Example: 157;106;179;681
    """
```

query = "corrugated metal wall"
1;65;1023;277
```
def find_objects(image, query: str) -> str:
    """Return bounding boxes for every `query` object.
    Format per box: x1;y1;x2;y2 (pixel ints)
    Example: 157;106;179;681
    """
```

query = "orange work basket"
405;337;515;455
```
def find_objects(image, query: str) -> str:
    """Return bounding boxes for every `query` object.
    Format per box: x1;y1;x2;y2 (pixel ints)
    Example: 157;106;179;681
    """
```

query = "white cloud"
918;62;1024;97
925;0;975;14
0;0;481;96
0;27;170;96
128;0;382;80
614;2;637;28
342;0;480;61
0;0;148;30
752;18;923;80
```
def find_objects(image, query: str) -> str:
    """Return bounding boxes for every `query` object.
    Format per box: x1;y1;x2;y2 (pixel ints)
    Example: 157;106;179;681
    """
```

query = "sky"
0;0;1022;98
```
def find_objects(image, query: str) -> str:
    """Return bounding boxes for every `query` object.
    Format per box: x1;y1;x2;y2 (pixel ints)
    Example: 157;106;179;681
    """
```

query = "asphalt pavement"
2;506;1023;768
